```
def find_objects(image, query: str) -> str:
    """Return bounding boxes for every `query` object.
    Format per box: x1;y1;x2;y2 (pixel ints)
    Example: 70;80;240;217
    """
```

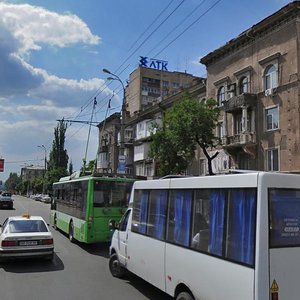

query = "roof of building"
200;1;300;66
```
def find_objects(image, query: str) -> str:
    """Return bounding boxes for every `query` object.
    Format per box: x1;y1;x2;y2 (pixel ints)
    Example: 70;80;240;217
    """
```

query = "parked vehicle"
0;192;13;209
0;214;54;261
109;172;300;300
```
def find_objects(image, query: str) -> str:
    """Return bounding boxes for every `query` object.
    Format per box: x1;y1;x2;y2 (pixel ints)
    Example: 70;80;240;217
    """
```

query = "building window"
234;114;242;134
266;148;279;171
265;106;279;131
239;76;249;94
217;122;224;138
200;159;207;175
217;86;225;106
264;64;278;90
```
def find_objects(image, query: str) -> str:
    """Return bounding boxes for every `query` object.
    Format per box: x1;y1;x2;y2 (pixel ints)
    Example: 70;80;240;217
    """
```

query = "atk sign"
139;56;168;71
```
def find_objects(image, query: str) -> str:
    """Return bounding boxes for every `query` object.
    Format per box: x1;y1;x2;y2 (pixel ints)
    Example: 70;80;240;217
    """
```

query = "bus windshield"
269;188;300;248
93;181;132;208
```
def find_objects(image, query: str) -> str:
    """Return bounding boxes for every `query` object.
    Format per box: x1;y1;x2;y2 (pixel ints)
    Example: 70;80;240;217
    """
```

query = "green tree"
150;93;220;176
46;120;69;187
5;172;22;193
31;177;44;194
80;159;96;175
69;160;73;175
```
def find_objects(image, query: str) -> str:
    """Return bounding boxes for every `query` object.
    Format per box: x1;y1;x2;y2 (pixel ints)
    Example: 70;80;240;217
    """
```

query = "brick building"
200;1;300;173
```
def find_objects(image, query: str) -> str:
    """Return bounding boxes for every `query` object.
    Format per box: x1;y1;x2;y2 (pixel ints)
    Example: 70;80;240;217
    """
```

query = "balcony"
223;132;256;145
223;93;257;112
223;132;257;158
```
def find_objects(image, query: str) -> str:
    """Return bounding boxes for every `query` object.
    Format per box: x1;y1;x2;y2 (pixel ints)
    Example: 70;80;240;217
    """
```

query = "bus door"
269;189;300;300
116;209;131;267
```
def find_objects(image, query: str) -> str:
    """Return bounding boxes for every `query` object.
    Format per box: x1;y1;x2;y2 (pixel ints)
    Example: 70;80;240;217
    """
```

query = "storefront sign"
0;159;4;172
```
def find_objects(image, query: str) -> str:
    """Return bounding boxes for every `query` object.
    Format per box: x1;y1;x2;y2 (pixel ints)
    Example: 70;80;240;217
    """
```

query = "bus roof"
132;171;300;190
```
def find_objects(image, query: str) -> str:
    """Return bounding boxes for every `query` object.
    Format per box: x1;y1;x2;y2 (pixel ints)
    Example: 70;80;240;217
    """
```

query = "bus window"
132;190;149;234
225;189;256;265
147;190;168;240
191;190;210;251
166;190;192;247
269;189;300;248
94;181;132;208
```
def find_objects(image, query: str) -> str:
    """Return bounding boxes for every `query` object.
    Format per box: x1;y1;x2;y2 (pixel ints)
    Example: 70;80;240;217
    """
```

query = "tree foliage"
46;120;69;187
5;172;22;192
150;92;220;176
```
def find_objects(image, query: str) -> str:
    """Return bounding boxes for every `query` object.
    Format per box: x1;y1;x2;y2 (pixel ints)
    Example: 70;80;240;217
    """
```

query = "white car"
0;215;54;261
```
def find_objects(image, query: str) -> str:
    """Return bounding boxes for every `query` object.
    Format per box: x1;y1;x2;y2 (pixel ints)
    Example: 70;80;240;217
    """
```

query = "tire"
69;221;75;243
109;254;126;278
176;291;194;300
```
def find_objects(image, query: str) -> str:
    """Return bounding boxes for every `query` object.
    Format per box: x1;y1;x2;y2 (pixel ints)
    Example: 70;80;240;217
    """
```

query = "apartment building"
97;63;203;177
21;165;45;181
200;1;300;173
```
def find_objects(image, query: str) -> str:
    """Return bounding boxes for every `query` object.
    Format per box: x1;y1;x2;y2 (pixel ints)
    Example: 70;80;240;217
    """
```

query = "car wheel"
176;291;194;300
69;221;75;243
109;253;126;278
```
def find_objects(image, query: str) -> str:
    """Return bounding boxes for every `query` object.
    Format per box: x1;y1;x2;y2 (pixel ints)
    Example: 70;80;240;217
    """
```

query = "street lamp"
102;68;126;174
38;145;47;174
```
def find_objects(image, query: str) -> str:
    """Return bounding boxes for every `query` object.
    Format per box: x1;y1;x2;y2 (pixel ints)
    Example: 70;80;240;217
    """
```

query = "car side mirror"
109;219;119;230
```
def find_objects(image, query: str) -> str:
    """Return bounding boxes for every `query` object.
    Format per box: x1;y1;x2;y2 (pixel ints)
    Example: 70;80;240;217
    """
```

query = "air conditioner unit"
265;88;272;96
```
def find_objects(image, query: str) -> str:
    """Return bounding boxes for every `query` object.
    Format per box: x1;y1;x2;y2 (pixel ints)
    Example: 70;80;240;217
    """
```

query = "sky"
0;0;292;182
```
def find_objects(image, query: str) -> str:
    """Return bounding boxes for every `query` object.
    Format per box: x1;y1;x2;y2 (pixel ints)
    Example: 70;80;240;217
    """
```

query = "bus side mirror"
109;219;119;230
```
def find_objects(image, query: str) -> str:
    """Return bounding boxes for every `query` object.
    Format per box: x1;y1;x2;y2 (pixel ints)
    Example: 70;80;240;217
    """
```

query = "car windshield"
8;220;48;233
1;193;11;197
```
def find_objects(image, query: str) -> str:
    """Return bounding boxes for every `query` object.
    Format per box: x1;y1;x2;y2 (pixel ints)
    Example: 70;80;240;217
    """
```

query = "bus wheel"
109;254;125;278
176;291;194;300
69;221;75;243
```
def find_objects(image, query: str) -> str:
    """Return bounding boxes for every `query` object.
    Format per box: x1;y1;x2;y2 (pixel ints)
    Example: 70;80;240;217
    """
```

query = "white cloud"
0;2;101;55
0;3;108;180
29;68;111;107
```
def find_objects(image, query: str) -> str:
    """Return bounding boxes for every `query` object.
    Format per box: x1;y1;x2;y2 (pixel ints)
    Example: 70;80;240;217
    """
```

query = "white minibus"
109;172;300;300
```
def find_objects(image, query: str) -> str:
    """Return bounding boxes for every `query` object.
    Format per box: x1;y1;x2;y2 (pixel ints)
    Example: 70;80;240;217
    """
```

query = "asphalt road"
0;195;172;300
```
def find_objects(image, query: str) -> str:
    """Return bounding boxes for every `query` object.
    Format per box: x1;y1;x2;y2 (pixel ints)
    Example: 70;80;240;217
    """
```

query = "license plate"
19;241;38;246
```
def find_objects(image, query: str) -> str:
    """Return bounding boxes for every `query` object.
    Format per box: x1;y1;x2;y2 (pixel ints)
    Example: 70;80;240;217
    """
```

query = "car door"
117;209;131;267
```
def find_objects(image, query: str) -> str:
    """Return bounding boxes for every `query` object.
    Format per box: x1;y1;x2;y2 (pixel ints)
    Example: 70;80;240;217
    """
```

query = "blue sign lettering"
139;56;168;71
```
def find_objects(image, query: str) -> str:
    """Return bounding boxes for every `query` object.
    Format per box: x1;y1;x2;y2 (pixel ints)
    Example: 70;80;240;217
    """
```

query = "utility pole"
103;68;126;174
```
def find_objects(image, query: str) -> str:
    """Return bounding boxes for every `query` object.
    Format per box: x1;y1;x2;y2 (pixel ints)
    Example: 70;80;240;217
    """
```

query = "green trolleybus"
50;173;135;243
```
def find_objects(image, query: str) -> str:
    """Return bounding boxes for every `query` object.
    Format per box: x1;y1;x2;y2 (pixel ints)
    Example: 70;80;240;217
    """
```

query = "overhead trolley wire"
147;0;208;56
127;0;176;52
114;0;186;75
154;0;223;58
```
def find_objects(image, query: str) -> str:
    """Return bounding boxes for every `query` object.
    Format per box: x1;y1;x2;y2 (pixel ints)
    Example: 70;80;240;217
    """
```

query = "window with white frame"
266;148;279;171
217;86;225;106
264;64;278;90
265;106;279;131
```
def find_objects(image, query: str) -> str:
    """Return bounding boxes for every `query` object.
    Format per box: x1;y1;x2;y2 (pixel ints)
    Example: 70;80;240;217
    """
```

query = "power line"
114;0;186;75
127;0;176;52
147;0;208;56
154;0;223;58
